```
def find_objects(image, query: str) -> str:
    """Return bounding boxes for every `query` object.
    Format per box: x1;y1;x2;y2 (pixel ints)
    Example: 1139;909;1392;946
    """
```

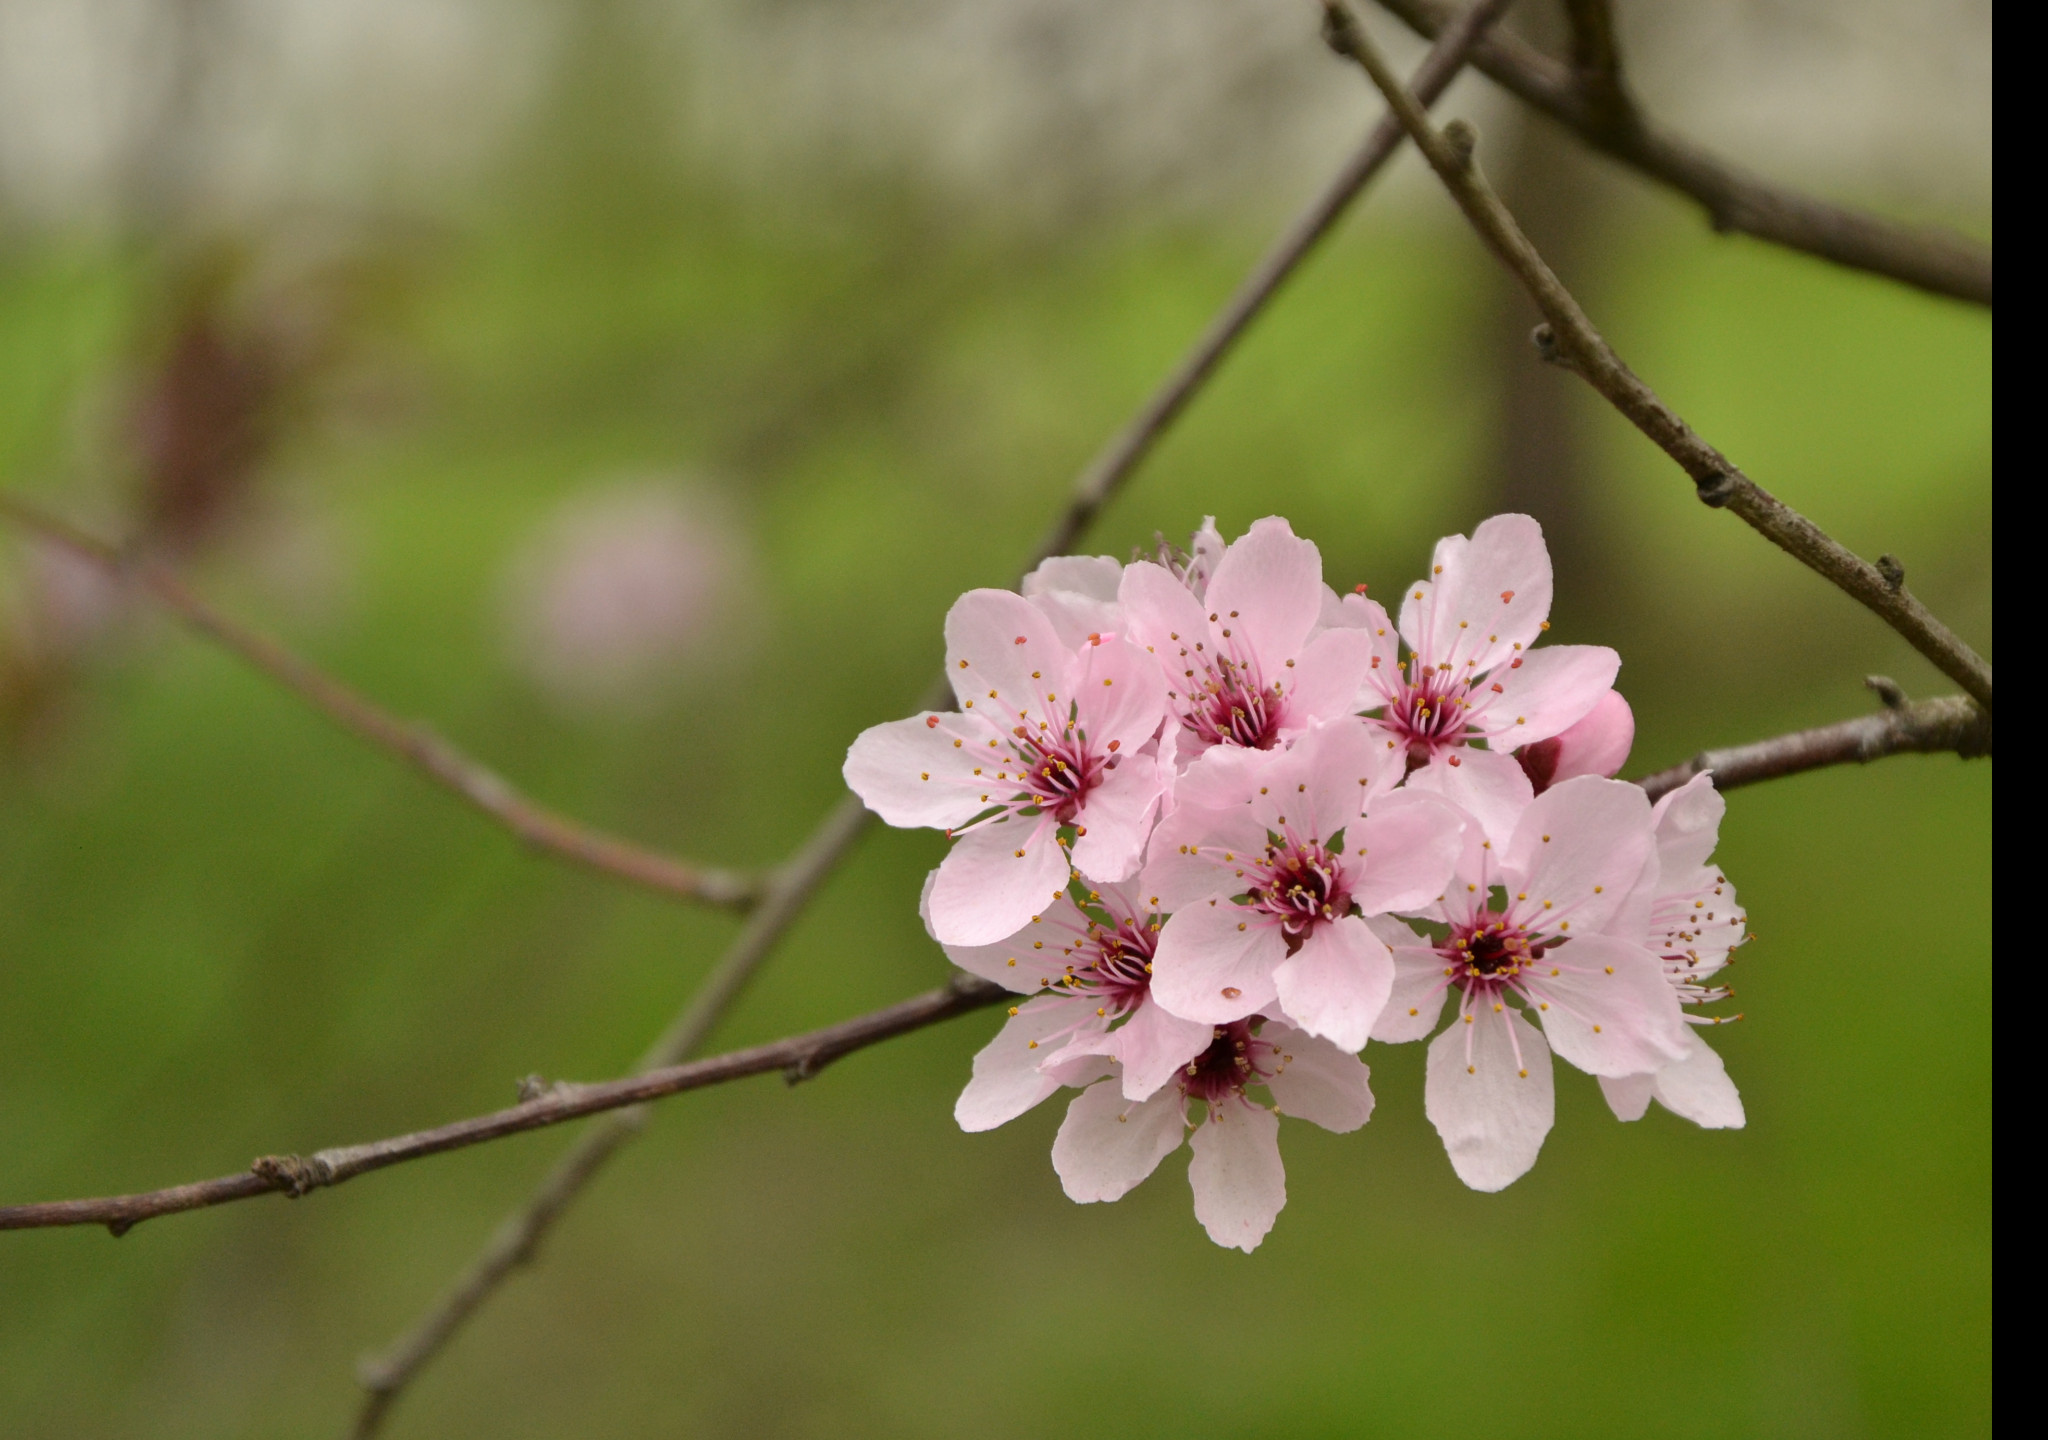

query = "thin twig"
1557;0;1628;134
346;5;1523;1427
0;974;1010;1235
1635;682;1990;802
1369;0;1992;306
0;685;1992;1235
351;791;874;1435
1321;2;1993;710
0;495;764;910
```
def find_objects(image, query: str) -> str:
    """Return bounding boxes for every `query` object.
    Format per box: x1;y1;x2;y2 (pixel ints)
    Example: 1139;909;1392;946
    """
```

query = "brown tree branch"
0;683;1991;1236
0;974;1011;1236
1635;681;1989;802
0;495;765;910
1321;3;1993;710
345;5;1525;1427
1370;0;1993;306
1558;0;1628;133
351;789;876;1436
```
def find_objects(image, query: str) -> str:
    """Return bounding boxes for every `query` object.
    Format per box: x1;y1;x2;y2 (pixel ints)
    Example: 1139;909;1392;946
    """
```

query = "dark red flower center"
1246;839;1352;939
1188;656;1284;750
1008;726;1105;821
1385;664;1476;762
1439;907;1548;989
1056;914;1159;1013
1179;1018;1272;1104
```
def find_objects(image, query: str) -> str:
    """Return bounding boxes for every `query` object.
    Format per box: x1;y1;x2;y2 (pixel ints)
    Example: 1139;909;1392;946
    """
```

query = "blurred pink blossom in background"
499;478;754;713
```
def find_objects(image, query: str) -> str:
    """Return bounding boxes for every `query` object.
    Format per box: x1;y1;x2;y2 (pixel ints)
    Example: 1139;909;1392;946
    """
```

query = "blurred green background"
0;3;1989;1437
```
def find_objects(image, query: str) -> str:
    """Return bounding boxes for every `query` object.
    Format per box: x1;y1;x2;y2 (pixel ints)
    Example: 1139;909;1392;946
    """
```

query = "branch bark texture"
1321;3;1993;710
1371;0;1993;306
0;496;764;910
1636;688;1989;802
0;974;1010;1235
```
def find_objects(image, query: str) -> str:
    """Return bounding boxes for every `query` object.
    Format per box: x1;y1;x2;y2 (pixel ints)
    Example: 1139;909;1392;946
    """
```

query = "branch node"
251;1152;334;1198
1953;703;1994;760
1318;0;1360;61
1529;322;1573;368
1441;117;1478;168
1693;472;1738;508
106;1218;135;1239
1864;675;1909;711
1876;553;1907;592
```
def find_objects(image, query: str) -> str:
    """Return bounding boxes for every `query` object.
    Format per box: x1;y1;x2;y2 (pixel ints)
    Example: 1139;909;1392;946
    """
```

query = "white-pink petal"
1650;771;1726;876
1371;943;1453;1043
1108;1001;1215;1103
1401;747;1534;852
954;995;1105;1132
1506;774;1655;937
925;875;1084;993
1525;933;1690;1076
1277;625;1375;737
1072;632;1169;755
1067;753;1163;885
1525;689;1635;790
1187;1102;1286;1252
1349;789;1466;916
1399;513;1553;674
1651;1032;1745;1129
1323;592;1402;710
1597;1071;1655;1122
1204;516;1324;668
1263;1020;1375;1133
944;588;1077;716
1477;643;1620;751
1148;899;1285;1023
927;819;1071;947
1283;715;1406;838
1142;801;1273;912
1052;1080;1186;1203
1271;916;1393;1053
1425;1005;1555;1192
842;711;999;830
1119;556;1209;649
1021;555;1125;648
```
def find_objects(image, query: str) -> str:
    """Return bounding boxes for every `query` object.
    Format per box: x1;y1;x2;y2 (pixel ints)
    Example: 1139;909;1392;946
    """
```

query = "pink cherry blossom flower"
1119;516;1373;759
1051;1014;1373;1251
843;588;1169;945
937;878;1212;1131
1599;773;1751;1130
1371;775;1691;1191
1337;513;1621;824
1021;553;1126;648
1145;717;1465;1051
1517;690;1635;794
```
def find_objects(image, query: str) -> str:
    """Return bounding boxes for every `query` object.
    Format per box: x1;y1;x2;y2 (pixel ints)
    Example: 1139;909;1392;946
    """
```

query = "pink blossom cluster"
846;516;1749;1250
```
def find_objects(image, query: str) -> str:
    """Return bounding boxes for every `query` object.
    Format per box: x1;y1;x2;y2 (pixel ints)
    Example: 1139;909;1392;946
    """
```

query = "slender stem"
0;692;1990;1236
1557;0;1629;135
1321;2;1993;710
0;975;1011;1235
1370;0;1993;306
352;789;874;1433
1635;685;1989;802
1027;0;1522;567
345;5;1524;1427
0;495;764;910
